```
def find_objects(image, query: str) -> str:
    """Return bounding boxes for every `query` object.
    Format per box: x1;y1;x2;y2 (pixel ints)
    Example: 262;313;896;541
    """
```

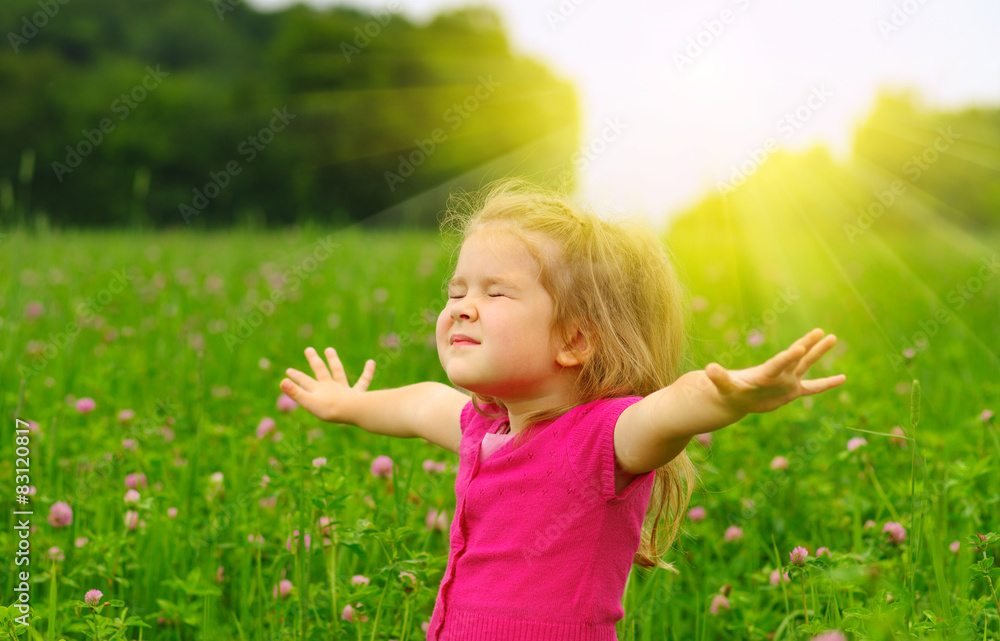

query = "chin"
446;371;486;396
446;371;474;390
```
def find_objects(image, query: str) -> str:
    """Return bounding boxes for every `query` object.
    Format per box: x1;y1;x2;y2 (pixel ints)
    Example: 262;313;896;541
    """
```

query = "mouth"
450;335;480;345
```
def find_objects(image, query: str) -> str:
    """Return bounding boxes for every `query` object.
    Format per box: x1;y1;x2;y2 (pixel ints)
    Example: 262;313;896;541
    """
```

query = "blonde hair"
438;177;699;572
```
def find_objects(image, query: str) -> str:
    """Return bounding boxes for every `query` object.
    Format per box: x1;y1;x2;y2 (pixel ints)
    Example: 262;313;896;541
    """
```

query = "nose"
450;297;477;322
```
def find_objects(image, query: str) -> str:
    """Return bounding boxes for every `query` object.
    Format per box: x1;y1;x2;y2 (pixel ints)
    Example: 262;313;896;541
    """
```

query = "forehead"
449;232;541;285
447;273;523;289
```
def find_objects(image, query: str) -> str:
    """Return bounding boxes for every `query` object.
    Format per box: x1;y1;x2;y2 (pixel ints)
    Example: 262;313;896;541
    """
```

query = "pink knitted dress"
427;396;657;640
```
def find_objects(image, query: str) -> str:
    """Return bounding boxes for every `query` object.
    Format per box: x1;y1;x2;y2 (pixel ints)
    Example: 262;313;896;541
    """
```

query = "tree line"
0;0;579;229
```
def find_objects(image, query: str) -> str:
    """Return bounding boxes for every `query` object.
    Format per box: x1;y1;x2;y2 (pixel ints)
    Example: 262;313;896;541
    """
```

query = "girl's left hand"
704;328;847;414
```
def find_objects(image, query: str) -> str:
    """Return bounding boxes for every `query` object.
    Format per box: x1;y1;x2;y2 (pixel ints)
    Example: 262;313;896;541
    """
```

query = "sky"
248;0;1000;233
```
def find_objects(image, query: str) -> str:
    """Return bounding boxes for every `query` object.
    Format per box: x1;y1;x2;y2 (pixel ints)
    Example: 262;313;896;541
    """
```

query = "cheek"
435;309;449;334
435;314;447;365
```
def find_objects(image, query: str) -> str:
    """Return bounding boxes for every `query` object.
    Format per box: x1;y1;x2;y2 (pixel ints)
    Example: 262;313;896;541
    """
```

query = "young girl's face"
436;231;567;401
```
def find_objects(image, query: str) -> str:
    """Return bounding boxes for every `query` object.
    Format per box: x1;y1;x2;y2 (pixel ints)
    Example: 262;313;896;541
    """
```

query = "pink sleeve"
566;396;650;503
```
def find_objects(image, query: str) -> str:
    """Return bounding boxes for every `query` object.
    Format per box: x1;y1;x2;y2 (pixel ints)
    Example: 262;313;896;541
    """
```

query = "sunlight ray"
325;123;578;231
781;161;1000;373
848;153;983;229
740;172;822;339
761;168;898;352
858;121;1000;172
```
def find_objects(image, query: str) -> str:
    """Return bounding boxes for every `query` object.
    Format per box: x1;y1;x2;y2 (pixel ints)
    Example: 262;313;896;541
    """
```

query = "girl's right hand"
279;347;376;423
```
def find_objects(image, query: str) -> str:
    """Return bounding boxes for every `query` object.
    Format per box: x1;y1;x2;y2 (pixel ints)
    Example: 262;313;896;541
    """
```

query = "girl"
278;178;846;640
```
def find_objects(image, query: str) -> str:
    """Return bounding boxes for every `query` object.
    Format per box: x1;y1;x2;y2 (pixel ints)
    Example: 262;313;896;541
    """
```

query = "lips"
450;334;480;345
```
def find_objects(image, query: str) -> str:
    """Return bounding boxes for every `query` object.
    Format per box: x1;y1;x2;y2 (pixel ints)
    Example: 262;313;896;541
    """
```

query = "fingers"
301;346;372;390
279;377;305;398
279;377;321;417
353;359;376;391
324;347;348;385
774;328;828;375
304;347;333;382
782;328;822;362
800;374;847;395
768;344;807;376
284;368;316;391
793;333;837;378
705;362;733;394
791;328;824;351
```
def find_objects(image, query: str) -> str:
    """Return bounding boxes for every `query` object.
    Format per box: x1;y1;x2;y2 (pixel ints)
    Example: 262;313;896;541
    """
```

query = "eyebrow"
446;275;521;290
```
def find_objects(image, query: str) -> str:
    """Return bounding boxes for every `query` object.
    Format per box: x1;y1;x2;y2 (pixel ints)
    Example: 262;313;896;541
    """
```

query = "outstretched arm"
614;328;847;475
280;346;468;454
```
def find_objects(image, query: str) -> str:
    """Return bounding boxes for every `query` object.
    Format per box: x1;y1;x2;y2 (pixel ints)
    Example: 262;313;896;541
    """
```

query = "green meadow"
1;195;998;640
2;0;999;637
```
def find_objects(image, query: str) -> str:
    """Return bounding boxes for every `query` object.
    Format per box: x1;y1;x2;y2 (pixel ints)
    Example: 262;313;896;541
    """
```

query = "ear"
556;320;595;367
